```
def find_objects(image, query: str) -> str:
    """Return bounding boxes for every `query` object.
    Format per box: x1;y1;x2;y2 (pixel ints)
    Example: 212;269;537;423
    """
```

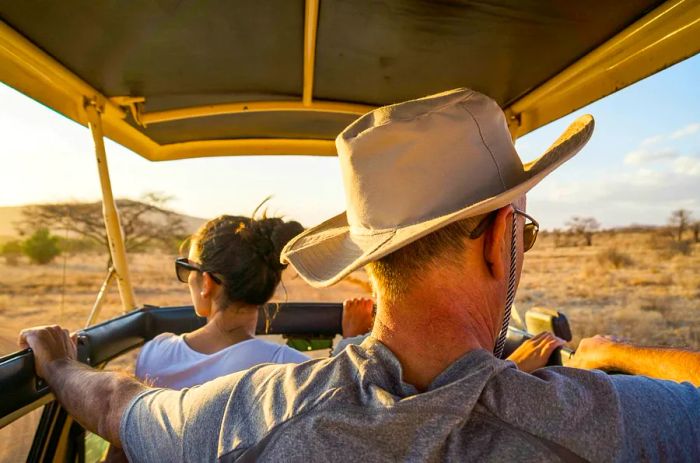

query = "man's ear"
483;205;513;280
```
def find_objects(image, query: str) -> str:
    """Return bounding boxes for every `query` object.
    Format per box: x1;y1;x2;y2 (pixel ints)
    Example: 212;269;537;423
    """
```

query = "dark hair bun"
192;214;304;306
270;220;304;255
248;218;304;270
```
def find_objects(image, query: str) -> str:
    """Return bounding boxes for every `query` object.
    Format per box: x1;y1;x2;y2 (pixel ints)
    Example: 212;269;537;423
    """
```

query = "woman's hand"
507;332;565;373
342;298;374;338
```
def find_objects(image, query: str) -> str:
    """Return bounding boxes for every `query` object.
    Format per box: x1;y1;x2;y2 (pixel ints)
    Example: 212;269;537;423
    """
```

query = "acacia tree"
565;216;600;246
668;209;692;242
18;192;187;265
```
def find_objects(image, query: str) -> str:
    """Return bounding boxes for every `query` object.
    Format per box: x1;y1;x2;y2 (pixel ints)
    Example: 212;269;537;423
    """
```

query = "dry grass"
1;231;699;357
517;232;700;350
1;231;698;358
1;231;698;462
596;248;634;269
0;251;372;358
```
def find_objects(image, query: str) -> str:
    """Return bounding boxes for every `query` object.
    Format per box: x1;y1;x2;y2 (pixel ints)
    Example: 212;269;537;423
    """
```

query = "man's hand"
342;298;375;338
18;325;146;446
568;335;619;371
18;325;77;379
507;332;565;373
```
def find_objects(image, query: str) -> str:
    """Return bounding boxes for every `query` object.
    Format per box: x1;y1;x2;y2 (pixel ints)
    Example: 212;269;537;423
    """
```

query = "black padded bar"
0;303;564;422
0;349;50;422
255;303;343;336
0;303;344;421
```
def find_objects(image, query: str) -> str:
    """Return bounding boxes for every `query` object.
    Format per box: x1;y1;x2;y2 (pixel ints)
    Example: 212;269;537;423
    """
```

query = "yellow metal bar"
85;102;136;311
505;0;700;138
139;100;374;125
154;138;337;161
52;416;74;463
0;21;124;124
85;267;116;327
0;21;160;160
0;393;54;429
303;0;320;106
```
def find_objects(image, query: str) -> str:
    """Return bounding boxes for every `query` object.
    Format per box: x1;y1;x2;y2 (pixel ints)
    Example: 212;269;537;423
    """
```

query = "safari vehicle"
1;0;699;461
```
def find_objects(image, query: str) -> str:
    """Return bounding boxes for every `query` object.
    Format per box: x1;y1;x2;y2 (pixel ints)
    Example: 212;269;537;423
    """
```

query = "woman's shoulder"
143;332;180;350
136;333;182;377
232;338;310;364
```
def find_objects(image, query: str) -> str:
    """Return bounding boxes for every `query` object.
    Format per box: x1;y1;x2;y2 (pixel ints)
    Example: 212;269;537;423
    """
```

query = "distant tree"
668;209;692;242
1;240;23;265
565;216;600;246
692;221;700;243
18;192;187;266
22;228;61;264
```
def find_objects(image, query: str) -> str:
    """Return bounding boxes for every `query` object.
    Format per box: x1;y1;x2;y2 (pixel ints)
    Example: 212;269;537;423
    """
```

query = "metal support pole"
302;0;320;106
85;101;136;311
85;267;116;327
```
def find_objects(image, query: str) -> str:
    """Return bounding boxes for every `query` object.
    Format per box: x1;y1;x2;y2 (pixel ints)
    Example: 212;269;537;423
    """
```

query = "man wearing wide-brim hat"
21;89;700;462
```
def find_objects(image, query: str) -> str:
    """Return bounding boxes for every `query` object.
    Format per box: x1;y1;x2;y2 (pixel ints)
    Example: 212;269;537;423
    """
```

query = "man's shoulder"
482;365;621;419
477;366;621;461
479;364;700;462
236;346;357;396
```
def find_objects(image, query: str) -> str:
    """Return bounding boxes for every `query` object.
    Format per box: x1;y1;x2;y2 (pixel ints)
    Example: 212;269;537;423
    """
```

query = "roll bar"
0;303;342;423
0;302;570;425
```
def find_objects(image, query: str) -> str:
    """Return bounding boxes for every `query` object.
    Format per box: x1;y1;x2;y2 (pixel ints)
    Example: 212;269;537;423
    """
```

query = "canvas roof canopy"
1;0;699;161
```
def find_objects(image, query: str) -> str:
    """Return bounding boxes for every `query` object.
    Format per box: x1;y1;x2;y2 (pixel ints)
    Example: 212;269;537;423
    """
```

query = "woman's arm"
507;331;566;373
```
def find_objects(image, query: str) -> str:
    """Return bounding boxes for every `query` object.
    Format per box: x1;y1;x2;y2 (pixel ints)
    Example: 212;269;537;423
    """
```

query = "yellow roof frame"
1;0;699;161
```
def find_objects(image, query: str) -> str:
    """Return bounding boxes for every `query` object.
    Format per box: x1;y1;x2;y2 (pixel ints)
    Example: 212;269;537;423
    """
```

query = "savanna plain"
1;229;698;461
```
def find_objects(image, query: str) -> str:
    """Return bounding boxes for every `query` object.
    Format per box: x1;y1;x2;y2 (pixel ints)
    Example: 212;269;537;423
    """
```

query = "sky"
0;55;698;230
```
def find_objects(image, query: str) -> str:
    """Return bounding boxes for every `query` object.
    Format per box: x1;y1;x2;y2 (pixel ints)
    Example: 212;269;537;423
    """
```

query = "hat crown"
336;88;525;231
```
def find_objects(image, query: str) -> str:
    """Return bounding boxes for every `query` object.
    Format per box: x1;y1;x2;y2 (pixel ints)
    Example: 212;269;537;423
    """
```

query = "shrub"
652;239;692;259
596;248;634;269
56;237;102;254
0;240;23;265
667;240;692;256
22;228;61;264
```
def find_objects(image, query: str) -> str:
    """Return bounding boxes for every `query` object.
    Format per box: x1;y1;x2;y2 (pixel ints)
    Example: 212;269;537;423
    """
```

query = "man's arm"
571;335;700;386
19;326;146;446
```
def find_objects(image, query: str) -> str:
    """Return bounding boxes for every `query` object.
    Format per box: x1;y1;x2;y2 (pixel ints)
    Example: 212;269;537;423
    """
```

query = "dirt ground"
1;231;699;462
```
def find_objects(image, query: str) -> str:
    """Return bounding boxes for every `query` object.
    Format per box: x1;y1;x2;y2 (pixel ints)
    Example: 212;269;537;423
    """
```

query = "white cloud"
673;156;700;176
529;153;700;228
670;122;700;140
640;135;663;146
623;147;677;165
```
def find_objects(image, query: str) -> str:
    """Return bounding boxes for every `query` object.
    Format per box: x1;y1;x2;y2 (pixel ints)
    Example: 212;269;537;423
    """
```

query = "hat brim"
283;114;594;287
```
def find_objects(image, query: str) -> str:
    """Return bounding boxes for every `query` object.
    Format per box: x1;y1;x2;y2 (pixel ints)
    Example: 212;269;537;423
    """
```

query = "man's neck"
372;277;502;391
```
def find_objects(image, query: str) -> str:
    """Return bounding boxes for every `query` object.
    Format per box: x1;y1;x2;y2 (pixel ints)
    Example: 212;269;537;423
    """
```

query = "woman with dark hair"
135;214;312;389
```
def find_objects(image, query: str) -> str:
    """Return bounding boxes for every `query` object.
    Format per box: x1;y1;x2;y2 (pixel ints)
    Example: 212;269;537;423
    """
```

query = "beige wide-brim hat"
282;88;594;287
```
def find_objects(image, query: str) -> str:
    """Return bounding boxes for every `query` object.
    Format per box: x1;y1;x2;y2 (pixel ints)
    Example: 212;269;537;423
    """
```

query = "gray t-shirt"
121;336;700;462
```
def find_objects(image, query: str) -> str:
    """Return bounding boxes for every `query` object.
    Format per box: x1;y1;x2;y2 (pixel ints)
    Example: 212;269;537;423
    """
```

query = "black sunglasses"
469;208;539;252
175;257;222;284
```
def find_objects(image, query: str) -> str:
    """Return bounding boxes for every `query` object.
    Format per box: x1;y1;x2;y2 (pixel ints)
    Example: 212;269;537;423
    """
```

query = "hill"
0;202;204;242
0;206;24;241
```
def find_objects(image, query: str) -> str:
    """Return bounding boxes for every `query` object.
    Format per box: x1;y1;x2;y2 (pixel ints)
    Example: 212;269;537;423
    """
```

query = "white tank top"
135;333;310;389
